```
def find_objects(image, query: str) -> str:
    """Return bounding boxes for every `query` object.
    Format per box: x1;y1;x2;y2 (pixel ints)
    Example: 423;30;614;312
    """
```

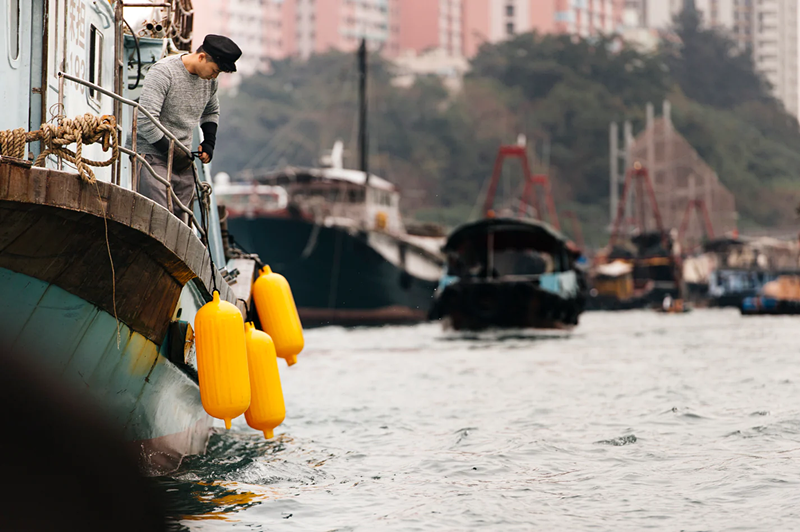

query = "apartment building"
463;0;624;57
753;0;799;117
625;0;799;118
192;0;266;78
396;0;462;57
625;0;747;46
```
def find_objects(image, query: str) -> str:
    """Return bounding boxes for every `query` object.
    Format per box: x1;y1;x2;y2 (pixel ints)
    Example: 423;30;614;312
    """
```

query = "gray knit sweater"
136;54;220;156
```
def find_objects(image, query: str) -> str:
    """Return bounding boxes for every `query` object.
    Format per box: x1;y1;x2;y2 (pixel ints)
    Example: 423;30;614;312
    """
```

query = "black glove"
153;136;194;172
200;122;218;161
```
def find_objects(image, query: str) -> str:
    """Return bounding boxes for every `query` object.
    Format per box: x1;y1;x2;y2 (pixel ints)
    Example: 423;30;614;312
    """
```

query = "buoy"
194;291;251;429
244;323;286;439
253;265;304;366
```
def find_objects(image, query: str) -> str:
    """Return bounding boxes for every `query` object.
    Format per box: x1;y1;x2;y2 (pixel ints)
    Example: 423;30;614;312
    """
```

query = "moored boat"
217;157;445;327
0;0;258;473
216;40;445;327
741;275;800;315
429;217;586;330
429;143;586;330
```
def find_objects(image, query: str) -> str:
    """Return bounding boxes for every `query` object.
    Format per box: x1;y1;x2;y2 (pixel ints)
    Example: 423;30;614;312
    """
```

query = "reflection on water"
158;310;800;530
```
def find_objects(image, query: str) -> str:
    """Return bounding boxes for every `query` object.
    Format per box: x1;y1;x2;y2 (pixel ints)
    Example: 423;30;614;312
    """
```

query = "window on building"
88;25;103;100
506;4;514;17
506;22;514;35
9;0;20;60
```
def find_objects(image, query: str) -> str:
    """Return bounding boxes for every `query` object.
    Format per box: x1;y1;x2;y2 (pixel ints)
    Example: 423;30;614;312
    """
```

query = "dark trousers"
137;153;196;221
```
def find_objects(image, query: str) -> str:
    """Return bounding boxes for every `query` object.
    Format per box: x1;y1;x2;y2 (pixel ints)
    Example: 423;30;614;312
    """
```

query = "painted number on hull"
68;0;87;94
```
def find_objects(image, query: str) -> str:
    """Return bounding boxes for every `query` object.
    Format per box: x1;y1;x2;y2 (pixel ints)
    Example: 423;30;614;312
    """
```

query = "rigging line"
469;166;495;221
194;172;218;294
94;181;121;348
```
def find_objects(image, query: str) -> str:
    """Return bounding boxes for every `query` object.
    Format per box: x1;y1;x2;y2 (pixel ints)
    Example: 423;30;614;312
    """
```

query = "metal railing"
57;71;207;239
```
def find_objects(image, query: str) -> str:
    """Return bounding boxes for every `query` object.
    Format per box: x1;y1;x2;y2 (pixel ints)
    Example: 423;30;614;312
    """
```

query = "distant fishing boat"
0;0;255;473
587;231;680;310
741;275;800;315
429;144;587;330
587;164;681;310
684;236;800;308
217;41;444;327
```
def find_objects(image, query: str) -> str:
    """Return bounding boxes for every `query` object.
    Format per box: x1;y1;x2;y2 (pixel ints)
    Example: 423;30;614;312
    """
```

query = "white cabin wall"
49;0;117;182
0;0;34;132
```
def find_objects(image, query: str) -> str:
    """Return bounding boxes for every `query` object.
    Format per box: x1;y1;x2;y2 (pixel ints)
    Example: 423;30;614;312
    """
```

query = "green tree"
665;2;772;109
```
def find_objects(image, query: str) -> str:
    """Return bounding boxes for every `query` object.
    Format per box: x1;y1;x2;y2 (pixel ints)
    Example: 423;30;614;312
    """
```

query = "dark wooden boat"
429;218;587;330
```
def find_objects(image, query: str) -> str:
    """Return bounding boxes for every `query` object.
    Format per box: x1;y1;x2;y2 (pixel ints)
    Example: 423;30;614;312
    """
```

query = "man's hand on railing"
197;144;212;164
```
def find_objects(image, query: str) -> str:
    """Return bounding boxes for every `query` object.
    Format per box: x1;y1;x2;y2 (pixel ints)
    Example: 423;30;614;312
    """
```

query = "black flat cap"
202;34;242;73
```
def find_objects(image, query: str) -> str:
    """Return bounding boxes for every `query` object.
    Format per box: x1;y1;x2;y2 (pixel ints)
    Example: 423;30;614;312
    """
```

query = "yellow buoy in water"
243;322;286;439
194;291;251;429
253;265;304;366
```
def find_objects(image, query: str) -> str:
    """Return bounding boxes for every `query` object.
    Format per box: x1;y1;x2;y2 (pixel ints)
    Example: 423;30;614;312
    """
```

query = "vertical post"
487;231;495;279
637;171;646;233
131;110;139;191
57;73;65;170
166;139;174;213
646;102;655;232
623;120;633;230
663;99;673;229
610;122;619;228
114;0;124;185
358;39;369;185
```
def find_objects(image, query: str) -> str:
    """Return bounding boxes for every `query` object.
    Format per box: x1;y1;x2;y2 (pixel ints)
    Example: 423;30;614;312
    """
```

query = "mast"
358;39;369;185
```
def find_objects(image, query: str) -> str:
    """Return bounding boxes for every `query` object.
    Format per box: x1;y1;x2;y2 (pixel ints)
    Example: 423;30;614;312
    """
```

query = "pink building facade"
463;0;624;57
191;0;626;76
396;0;462;57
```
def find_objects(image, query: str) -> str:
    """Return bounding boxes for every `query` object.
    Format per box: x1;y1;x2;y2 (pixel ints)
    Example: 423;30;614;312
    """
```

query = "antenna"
358;39;369;185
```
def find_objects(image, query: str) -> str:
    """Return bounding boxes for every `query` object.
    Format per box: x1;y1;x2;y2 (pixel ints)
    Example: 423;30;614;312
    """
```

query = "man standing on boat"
136;35;241;220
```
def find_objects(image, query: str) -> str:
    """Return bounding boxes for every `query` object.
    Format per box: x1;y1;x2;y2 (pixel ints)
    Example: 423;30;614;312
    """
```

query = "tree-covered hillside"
214;8;800;247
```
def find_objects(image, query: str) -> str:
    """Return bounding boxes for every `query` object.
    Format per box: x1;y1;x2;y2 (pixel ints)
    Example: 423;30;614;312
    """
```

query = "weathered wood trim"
0;162;236;343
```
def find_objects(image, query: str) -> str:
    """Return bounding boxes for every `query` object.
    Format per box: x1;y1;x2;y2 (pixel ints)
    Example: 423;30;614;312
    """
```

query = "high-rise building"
396;0;462;57
463;0;624;58
192;0;266;82
752;0;799;117
626;0;799;119
290;0;398;58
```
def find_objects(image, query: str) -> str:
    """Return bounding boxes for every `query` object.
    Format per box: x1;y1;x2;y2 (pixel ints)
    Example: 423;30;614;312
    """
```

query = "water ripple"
157;311;800;530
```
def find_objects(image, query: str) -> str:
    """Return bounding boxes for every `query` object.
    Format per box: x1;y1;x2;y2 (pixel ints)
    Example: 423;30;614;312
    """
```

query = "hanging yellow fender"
253;265;304;366
244;323;286;439
194;291;251;429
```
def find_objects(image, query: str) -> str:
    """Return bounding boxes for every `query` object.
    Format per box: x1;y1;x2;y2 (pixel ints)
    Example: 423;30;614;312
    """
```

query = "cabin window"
9;0;20;60
88;25;103;99
347;188;365;203
373;190;392;206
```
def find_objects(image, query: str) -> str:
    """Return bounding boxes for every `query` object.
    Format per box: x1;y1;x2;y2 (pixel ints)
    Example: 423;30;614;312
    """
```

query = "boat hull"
0;159;242;473
741;296;800;315
227;216;440;326
431;278;585;331
0;268;212;474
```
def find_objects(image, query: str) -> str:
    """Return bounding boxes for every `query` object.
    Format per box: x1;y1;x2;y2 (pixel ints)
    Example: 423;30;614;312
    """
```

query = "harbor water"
159;309;800;530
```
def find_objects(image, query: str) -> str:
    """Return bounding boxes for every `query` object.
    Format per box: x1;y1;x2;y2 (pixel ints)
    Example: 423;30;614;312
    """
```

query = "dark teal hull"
0;267;212;473
228;217;439;326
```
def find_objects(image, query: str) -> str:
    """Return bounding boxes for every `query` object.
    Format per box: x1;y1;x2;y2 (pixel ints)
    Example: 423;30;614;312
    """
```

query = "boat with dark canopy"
429;144;586;331
430;218;586;330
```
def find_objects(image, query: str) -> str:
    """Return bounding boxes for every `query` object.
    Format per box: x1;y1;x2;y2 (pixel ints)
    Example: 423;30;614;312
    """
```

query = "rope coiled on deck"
0;114;119;183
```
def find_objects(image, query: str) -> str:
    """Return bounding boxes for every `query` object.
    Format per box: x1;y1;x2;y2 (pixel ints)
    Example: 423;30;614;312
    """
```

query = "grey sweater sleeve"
137;64;171;144
201;82;220;125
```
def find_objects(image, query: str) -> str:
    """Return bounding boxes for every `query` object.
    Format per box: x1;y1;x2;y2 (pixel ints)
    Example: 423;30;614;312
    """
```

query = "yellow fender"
244;323;286;439
253;265;304;366
194;291;251;429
